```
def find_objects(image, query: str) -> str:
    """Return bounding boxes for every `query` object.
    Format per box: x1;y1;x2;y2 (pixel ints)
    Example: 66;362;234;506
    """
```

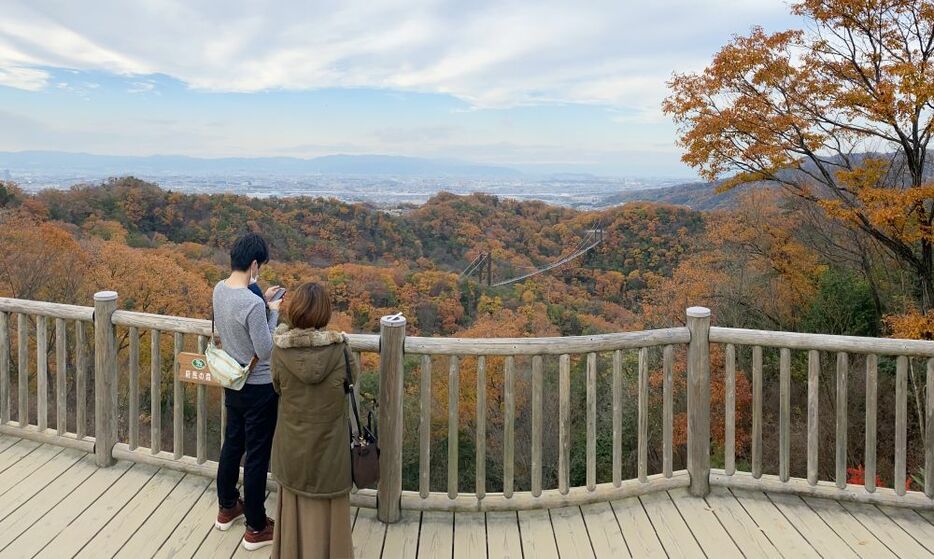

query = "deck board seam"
0;448;84;524
838;501;911;558
796;494;893;559
606;501;634;558
150;476;214;557
664;490;710;558
698;493;748;557
575;505;599;559
727;488;812;559
873;504;934;555
635;494;667;557
546;505;560;558
0;443;64;496
112;467;187;557
514;510;525;559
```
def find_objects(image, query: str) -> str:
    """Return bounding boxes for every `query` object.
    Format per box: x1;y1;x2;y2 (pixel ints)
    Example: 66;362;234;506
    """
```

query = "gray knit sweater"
212;281;279;385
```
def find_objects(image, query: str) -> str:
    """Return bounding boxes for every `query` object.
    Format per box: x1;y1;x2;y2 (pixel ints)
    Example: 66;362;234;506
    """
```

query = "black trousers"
217;382;278;530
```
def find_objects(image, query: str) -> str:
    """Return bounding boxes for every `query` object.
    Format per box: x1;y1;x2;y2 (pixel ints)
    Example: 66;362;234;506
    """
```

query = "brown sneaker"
215;499;244;531
242;517;274;551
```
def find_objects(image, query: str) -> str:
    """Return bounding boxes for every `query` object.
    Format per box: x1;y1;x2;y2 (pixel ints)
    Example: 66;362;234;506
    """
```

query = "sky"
0;1;800;178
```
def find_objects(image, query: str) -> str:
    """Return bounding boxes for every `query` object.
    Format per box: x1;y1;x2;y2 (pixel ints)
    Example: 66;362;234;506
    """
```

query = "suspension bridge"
460;224;605;287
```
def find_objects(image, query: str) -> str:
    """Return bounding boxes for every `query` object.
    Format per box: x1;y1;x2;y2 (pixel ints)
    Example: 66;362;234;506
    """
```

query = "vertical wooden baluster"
925;358;934;498
612;349;622;487
752;346;762;479
150;329;161;454
895;355;908;496
0;312;8;425
586;352;597;491
663;345;673;479
55;318;66;435
419;354;431;499
504;355;515;499
725;344;736;476
173;332;184;459
447;355;459;500
128;327;139;450
836;352;848;489
532;355;544;497
18;313;28;427
75;321;87;439
638;347;648;483
559;353;571;495
476;355;486;500
866;354;877;493
196;335;207;464
780;347;790;482
807;350;819;486
36;315;47;431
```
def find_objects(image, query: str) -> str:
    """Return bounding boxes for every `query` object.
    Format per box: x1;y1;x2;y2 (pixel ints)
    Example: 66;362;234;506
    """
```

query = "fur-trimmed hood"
273;324;345;349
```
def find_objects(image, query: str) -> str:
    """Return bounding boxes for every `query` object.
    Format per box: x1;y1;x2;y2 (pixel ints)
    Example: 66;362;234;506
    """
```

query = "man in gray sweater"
213;233;282;551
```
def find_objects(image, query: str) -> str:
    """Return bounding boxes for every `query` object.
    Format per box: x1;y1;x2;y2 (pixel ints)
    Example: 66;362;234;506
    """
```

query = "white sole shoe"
241;537;273;551
215;513;244;531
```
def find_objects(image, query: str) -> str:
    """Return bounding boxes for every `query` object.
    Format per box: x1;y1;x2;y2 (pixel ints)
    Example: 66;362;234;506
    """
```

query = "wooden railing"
2;294;934;523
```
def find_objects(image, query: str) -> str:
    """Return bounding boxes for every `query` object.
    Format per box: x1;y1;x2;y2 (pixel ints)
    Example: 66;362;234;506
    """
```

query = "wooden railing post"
377;313;405;523
686;306;711;497
94;291;118;467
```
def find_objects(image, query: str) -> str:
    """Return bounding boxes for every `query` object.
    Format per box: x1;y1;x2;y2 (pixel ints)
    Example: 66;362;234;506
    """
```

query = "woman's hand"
264;285;282;302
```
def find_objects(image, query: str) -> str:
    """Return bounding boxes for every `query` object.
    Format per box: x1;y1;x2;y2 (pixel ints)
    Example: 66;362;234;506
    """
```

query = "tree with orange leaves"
665;0;934;313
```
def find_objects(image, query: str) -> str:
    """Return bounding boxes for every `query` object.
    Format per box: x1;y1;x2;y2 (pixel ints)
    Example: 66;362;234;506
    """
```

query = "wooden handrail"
710;326;934;356
405;327;690;355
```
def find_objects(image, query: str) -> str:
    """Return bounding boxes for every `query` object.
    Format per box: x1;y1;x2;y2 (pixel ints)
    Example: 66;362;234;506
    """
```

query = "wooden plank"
896;355;908;496
517;509;559;559
668;487;742;558
2;460;132;558
532;354;543;496
352;507;388;559
406;327;690;355
151;329;162;454
612;349;622;486
0;454;97;551
75;320;88;439
418;510;453;559
840;500;930;558
486;511;523;559
807;350;819;485
610;496;666;558
729;488;819;558
448;355;459;499
663;345;673;478
420;354;431;498
0;312;8;425
153;481;219;558
559;353;571;495
928;358;934;497
709;326;934;356
867;354;878;493
802;496;896;559
725;343;736;475
453;511;486;559
196;335;207;464
704;486;780;558
586;352;596;491
581;501;630;558
640;490;704;557
503;356;514;498
780;347;790;482
55;318;66;436
128;327;139;450
476;355;486;499
114;472;211;558
877;505;934;554
36;315;47;431
0;447;83;523
382;509;421;558
18;313;28;426
0;434;18;455
173;331;184;460
77;468;185;559
551;506;596;559
0;438;40;473
197;488;267;559
752;345;762;478
638;347;648;482
0;298;93;321
0;443;63;498
836;352;848;489
767;491;857;558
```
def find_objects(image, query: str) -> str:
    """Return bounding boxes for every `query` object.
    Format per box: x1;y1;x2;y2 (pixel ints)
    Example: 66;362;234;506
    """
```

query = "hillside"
603;180;768;211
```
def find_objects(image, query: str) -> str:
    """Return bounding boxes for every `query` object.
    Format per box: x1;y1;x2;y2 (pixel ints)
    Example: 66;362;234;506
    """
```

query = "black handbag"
344;349;379;489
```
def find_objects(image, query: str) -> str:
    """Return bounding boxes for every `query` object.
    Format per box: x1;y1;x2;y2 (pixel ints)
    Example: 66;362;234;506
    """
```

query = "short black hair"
230;233;269;271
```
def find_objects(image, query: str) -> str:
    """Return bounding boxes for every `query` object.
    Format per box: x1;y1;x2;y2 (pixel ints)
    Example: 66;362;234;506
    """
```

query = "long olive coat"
270;325;357;498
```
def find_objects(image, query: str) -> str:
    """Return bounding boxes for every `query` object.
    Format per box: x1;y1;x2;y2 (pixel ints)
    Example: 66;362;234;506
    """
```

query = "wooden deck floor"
2;435;934;558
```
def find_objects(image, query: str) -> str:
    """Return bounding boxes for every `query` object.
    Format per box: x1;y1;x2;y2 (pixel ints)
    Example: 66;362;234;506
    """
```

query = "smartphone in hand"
270;288;286;302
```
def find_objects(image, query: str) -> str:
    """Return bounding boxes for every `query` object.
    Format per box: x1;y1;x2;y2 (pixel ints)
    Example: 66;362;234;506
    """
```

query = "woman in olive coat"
270;282;356;558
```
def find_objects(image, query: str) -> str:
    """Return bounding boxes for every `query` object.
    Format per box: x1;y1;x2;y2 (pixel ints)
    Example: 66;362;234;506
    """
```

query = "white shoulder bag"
205;315;257;391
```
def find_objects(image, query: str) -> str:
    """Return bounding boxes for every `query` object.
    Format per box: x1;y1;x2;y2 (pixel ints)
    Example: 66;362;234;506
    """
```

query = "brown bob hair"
284;282;332;329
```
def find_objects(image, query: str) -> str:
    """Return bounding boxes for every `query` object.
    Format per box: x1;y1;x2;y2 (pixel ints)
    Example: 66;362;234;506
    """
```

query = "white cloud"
0;0;796;111
127;80;156;94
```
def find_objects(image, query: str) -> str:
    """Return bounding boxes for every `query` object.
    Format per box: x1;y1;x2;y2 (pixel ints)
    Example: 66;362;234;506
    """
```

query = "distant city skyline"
0;1;799;178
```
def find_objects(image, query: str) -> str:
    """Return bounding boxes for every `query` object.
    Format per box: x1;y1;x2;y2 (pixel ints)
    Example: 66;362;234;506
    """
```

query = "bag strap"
343;347;363;437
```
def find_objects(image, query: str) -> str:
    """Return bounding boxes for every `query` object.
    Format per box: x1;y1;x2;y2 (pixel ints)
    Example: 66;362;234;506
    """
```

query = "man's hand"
264;285;282;302
269;299;282;312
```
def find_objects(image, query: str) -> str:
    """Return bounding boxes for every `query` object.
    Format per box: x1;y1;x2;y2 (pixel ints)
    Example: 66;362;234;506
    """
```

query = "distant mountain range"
0;151;523;178
603;180;767;211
